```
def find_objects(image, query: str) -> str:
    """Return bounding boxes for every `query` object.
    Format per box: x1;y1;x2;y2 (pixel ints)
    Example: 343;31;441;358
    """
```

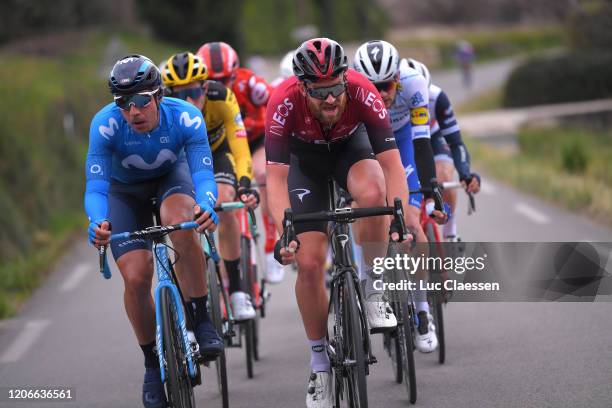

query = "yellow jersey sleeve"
221;88;252;183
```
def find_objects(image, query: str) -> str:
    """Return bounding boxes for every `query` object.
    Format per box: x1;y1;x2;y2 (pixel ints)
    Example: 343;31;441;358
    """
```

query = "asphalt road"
1;59;611;408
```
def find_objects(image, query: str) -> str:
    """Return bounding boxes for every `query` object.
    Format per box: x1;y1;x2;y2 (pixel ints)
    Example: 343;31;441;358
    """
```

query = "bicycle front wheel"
208;259;229;408
425;222;446;365
160;286;196;408
240;236;255;379
343;276;368;407
399;301;417;404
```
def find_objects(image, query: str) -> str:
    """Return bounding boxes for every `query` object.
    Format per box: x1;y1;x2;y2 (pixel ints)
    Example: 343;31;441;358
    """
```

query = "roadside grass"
456;88;503;114
0;30;180;318
392;25;566;69
468;125;612;225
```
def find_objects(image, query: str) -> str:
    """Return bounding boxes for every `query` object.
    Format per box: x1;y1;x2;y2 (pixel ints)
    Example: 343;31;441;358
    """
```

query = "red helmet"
196;42;239;80
293;38;348;82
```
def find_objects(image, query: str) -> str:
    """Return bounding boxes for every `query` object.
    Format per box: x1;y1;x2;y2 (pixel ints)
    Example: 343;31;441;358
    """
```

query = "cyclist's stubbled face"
378;79;399;109
302;75;347;127
120;94;160;134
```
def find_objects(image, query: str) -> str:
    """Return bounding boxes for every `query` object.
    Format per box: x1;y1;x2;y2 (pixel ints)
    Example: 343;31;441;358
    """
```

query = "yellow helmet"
162;52;208;87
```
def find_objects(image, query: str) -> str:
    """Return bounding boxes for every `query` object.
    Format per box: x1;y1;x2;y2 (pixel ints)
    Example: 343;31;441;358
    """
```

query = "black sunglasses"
114;89;159;111
305;82;347;100
170;86;204;101
374;81;396;93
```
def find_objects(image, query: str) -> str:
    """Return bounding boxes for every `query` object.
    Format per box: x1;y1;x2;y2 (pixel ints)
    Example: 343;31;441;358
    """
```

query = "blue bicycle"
99;219;205;408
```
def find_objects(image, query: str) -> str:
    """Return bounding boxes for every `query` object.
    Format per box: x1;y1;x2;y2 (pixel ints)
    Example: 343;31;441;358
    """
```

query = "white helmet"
279;50;294;79
405;58;431;87
353;40;399;83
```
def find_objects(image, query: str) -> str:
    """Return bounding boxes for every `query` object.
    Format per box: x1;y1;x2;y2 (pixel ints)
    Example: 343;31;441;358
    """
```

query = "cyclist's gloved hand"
460;172;481;194
194;203;218;233
274;236;300;265
425;199;448;225
237;176;260;209
88;219;111;248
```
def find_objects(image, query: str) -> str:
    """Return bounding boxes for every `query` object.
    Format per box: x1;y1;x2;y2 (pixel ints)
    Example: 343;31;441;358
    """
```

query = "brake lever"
203;231;220;263
392;198;408;242
99;245;112;279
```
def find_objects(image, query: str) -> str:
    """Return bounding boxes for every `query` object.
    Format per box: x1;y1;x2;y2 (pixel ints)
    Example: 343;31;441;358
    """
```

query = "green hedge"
503;52;612;107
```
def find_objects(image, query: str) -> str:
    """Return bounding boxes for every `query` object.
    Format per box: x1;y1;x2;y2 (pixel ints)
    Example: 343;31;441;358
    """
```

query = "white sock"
308;337;330;372
443;212;457;238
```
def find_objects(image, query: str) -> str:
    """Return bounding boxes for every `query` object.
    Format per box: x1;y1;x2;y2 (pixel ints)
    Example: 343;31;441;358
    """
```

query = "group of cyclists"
85;35;480;407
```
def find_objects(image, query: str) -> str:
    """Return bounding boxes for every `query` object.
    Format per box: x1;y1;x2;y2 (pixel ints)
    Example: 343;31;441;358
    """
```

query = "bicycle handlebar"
97;221;200;280
280;197;410;251
410;180;476;215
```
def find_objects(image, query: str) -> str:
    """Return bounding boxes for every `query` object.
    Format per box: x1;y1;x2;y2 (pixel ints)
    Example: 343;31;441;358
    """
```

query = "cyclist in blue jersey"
404;58;481;243
85;54;222;408
354;40;447;353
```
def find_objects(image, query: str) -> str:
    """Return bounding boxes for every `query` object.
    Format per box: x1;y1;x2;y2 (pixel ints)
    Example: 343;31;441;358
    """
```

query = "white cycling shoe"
265;252;285;284
306;371;333;408
365;293;397;333
230;291;256;321
415;311;438;353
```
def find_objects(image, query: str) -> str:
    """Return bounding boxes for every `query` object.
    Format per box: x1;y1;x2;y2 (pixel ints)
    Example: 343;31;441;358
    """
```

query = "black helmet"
293;38;348;82
108;54;161;95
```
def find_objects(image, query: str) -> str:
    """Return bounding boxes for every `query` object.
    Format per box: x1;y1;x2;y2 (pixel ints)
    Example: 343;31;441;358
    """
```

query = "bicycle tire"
425;222;446;365
400;300;417;404
434;299;445;365
240;236;255;379
208;259;229;408
160;286;196;408
343;276;368;407
388;320;403;384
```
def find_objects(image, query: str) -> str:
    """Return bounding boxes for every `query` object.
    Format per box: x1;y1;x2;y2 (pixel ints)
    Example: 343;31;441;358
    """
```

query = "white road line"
514;203;550;224
0;320;50;363
60;263;90;292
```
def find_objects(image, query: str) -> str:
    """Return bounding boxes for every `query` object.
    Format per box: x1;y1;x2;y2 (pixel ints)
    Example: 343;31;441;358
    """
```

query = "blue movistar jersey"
84;97;217;223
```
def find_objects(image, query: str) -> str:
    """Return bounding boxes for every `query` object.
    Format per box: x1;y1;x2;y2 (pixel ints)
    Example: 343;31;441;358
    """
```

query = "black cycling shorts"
108;158;195;260
287;124;376;235
213;139;237;188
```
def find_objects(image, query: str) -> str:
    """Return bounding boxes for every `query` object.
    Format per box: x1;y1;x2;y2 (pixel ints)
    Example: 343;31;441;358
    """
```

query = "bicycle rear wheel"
160;286;196;408
343;276;368;407
240;236;255;379
208;259;229;408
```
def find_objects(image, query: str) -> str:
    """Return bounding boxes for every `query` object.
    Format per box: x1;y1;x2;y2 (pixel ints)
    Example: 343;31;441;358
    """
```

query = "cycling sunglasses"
114;89;159;111
305;82;347;100
374;80;397;93
170;86;204;101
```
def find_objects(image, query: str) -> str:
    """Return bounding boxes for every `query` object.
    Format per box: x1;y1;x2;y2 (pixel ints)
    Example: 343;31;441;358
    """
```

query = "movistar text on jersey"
372;254;487;275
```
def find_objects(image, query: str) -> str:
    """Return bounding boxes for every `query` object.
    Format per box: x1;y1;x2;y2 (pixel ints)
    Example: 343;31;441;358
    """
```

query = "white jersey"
388;64;430;140
428;84;460;137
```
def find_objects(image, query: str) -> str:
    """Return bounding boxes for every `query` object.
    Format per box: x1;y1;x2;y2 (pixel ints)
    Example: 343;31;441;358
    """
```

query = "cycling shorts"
213;139;237;188
431;132;453;164
393;123;423;209
108;158;195;260
287;124;376;235
248;133;265;154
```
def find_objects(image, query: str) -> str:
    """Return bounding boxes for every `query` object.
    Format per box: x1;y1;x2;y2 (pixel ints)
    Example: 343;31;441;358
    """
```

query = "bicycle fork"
153;245;197;383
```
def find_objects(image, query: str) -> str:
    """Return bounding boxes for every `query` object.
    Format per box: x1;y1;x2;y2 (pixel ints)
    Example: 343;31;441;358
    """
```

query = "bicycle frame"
153;242;198;382
99;221;201;383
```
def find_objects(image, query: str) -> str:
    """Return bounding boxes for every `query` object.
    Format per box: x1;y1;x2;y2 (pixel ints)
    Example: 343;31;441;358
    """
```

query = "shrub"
503;52;612;107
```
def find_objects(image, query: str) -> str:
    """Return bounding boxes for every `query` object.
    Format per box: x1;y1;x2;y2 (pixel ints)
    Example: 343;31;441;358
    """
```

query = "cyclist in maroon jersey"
265;38;421;407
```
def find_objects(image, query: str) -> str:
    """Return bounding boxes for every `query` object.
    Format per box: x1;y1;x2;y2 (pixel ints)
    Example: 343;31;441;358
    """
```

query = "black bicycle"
281;180;409;408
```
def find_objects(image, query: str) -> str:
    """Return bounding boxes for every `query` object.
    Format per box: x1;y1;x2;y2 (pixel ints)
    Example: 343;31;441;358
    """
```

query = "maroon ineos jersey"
265;69;397;164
